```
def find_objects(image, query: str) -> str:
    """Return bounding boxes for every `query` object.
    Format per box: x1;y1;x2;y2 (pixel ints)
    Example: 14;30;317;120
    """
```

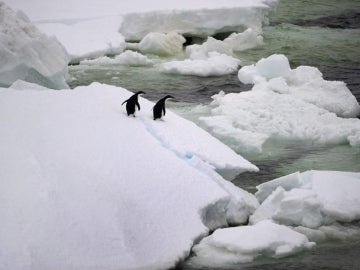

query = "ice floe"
238;54;360;117
0;82;258;270
38;16;125;63
138;32;185;56
195;54;360;153
188;220;315;267
251;170;360;227
8;0;276;61
0;3;69;89
158;52;241;77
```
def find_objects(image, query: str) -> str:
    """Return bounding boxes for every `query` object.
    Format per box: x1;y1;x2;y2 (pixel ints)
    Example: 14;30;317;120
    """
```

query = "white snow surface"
0;82;258;270
251;170;360;228
188;220;315;267
238;54;360;118
0;3;69;89
38;16;125;63
197;90;360;153
195;54;360;153
158;52;241;77
119;1;277;41
8;0;277;61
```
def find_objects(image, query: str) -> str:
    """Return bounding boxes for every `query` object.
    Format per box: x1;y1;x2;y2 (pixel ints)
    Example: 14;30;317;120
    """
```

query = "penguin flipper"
163;106;166;115
136;101;141;111
121;99;129;106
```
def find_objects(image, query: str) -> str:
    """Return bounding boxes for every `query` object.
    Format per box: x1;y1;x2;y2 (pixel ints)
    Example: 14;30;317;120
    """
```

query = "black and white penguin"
153;95;174;120
122;91;145;116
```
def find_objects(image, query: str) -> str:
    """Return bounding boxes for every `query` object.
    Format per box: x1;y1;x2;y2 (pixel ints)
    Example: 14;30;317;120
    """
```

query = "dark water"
68;0;360;269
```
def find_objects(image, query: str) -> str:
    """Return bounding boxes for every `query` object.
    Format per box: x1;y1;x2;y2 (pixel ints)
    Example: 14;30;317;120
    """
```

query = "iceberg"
196;55;360;152
0;82;258;270
158;52;241;77
38;16;126;63
251;170;360;228
138;32;185;56
120;0;277;41
9;0;276;62
238;54;360;118
198;90;360;153
186;28;264;60
188;220;315;267
0;3;69;89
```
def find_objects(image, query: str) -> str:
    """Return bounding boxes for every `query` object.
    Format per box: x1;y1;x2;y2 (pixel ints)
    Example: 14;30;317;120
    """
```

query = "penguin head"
164;95;174;100
136;91;146;96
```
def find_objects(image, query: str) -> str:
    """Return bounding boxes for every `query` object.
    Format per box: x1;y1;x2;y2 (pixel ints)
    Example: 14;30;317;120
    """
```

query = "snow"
8;0;276;61
120;1;276;41
80;50;153;66
186;28;263;60
0;82;258;270
251;170;360;228
0;3;69;89
158;52;241;77
38;16;125;63
197;89;360;153
238;54;360;118
188;220;315;267
138;32;185;56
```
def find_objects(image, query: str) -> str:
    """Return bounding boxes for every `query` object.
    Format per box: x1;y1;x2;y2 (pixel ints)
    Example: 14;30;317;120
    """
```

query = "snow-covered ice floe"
188;170;360;268
0;3;69;89
251;170;360;229
120;0;278;41
238;54;360;118
188;220;315;267
0;82;258;270
197;54;360;153
158;52;241;77
8;0;276;62
38;16;125;63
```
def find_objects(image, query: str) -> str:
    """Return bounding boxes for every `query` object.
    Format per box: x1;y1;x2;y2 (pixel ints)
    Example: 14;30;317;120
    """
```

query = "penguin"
122;91;145;116
153;95;174;120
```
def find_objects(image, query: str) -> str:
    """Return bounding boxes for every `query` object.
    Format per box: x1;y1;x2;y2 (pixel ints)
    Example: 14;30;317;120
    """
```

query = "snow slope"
0;82;257;270
0;3;69;89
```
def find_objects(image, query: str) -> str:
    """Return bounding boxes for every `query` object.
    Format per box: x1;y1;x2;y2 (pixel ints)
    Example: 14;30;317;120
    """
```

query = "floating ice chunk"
238;54;360;117
0;3;69;89
186;29;263;60
251;170;360;231
223;28;264;51
158;52;241;77
38;16;125;63
80;50;153;66
0;82;257;270
189;220;315;267
186;37;233;59
311;171;360;222
238;54;291;84
138;32;185;56
198;89;360;152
